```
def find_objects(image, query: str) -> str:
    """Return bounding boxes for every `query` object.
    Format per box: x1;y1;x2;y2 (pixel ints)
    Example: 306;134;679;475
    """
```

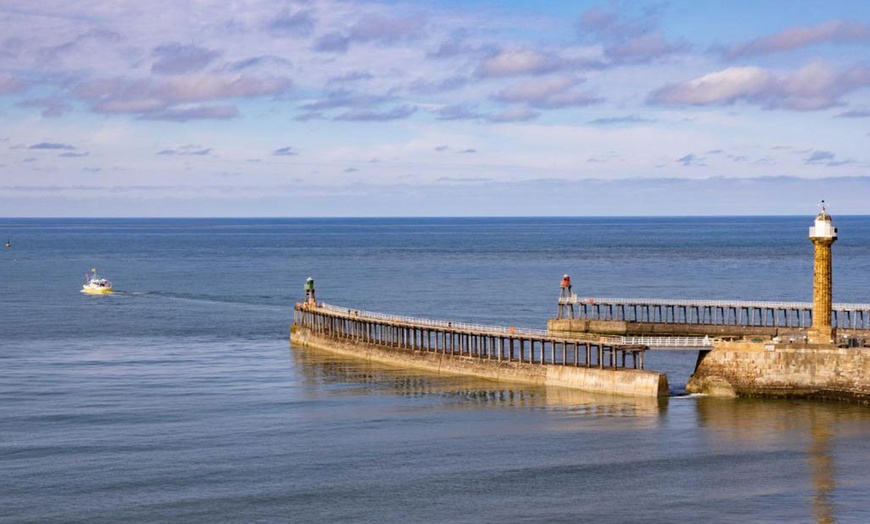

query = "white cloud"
263;8;316;37
487;107;540;123
495;76;602;108
349;14;426;43
649;63;870;111
576;5;688;64
140;105;238;122
151;43;222;75
651;67;773;105
2;1;869;217
725;20;870;59
477;49;563;77
154;74;292;102
70;74;292;118
333;104;417;121
606;33;688;63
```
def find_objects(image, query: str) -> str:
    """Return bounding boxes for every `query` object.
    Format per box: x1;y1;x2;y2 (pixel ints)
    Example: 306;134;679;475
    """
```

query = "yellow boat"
81;268;114;294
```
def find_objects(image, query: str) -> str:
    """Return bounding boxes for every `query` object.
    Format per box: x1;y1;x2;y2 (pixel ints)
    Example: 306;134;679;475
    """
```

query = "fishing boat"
81;268;114;294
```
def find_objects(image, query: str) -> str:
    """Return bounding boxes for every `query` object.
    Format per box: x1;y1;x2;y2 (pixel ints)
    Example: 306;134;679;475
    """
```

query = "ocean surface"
3;216;870;523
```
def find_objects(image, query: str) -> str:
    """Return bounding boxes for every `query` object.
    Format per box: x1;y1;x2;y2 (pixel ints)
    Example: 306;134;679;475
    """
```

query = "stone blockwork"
687;341;870;404
548;318;778;338
291;326;668;398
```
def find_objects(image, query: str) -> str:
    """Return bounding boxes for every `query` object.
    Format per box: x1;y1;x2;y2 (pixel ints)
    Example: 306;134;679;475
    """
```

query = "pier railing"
316;303;712;349
294;303;651;370
557;295;870;331
318;303;548;337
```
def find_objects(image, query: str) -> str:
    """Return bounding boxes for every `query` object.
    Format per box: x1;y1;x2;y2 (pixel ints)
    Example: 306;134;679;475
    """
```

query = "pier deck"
294;303;649;369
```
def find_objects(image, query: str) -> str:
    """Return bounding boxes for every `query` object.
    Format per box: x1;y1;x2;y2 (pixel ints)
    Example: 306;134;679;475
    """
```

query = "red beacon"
559;274;573;301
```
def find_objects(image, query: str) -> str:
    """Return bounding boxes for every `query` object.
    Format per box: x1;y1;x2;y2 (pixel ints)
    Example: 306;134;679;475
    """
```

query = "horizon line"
3;214;868;220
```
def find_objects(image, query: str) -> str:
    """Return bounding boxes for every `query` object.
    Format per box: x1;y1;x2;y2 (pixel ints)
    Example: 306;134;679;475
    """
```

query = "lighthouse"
807;203;837;344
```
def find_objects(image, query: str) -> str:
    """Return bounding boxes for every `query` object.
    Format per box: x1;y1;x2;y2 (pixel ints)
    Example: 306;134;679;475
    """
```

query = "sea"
2;216;870;523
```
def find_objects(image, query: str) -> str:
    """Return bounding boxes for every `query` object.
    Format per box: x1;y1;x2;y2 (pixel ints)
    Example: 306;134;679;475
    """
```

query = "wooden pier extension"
292;303;668;398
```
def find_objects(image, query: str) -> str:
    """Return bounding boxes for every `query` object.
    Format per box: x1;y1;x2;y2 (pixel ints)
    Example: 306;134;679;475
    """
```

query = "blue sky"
1;0;868;216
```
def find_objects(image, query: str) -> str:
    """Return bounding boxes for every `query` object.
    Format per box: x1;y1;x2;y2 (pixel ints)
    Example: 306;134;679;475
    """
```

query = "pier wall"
291;326;668;398
686;342;870;404
548;318;778;338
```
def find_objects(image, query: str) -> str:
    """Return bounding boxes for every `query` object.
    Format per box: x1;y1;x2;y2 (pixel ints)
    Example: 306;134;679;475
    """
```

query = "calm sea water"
2;217;870;523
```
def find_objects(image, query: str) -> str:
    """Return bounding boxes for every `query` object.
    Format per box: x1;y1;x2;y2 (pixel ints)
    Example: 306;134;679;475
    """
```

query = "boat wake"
128;290;287;310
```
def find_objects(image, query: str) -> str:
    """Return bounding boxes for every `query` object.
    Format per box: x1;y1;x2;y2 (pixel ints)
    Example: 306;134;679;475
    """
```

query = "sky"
1;0;869;217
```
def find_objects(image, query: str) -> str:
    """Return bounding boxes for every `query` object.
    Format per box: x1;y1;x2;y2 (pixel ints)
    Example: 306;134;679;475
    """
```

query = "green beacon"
304;277;317;306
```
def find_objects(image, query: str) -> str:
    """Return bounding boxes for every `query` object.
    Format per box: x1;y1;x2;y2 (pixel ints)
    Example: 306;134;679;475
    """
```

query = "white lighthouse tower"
807;202;837;344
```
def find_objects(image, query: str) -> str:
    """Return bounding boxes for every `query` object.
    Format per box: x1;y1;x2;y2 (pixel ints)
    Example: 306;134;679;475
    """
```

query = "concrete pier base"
292;327;669;398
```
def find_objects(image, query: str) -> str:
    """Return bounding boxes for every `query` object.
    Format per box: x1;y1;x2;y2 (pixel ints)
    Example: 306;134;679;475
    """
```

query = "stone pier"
292;303;668;398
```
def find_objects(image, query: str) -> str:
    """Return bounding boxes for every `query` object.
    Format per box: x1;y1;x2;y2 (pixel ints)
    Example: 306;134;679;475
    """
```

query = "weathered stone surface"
808;235;835;344
291;326;668;398
687;341;870;404
547;318;783;338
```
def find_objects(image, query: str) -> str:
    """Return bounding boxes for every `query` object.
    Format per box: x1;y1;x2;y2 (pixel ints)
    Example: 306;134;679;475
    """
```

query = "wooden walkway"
293;303;649;370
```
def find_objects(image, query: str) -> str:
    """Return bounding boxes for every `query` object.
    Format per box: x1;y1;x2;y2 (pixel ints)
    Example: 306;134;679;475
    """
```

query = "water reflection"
809;422;834;524
290;344;666;417
696;398;870;524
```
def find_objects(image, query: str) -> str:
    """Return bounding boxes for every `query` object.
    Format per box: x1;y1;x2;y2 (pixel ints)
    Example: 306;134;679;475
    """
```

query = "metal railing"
316;303;712;349
557;295;870;330
559;294;870;312
319;303;548;338
614;336;713;348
